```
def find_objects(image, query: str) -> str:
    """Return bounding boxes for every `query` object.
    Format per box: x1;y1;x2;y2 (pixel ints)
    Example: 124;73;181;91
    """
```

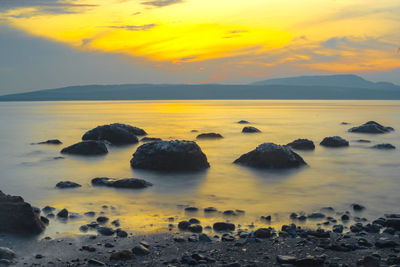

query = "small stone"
188;218;200;224
178;221;190;230
55;181;81;189
116;229;128;238
96;216;109;224
352;204;365;211
57;208;68;218
204;207;217;213
97;227;114;236
132;245;150;256
188;224;202;233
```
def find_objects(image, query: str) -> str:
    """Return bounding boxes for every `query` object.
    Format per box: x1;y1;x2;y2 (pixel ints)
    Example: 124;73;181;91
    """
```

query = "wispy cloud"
141;0;183;8
106;24;157;31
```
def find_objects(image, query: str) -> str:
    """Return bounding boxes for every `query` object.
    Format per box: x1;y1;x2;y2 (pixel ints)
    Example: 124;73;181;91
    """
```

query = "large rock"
0;191;46;235
349;121;394;134
130;140;210;171
91;177;152;189
320;136;349;147
286;139;315;150
61;141;108;155
196;133;223;139
233;143;307;169
82;123;146;145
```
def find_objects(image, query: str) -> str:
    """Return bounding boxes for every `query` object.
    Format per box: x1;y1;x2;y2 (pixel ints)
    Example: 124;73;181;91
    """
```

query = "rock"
308;212;325;219
57;208;68;218
188;224;203;233
96;216;109;223
204;207;217;213
40;216;49;225
276;255;297;264
79;225;89;232
375;237;398;248
349;121;394;134
61;141;108;155
91;177;152;189
141;137;162;142
372;143;396;149
357;139;371;143
361;255;380;267
242;126;260;133
199;233;212;242
36;139;62;145
132;245;150;256
178;221;190;230
333;224;344;233
42;206;55;214
254;228;272;238
110;250;133;261
116;229;128;237
84;211;96;217
55;181;81;189
185;207;198;212
196;133;223;139
97;227;114;236
87;259;105;266
286;139;315;150
0;191;47;235
213;222;235;231
341;214;350;221
223;210;236;216
188;218;200;224
320;136;349;147
0;247;15;260
111;219;120;227
352;203;365;211
82;123;146;145
237;120;250;124
233;142;307;169
386;218;400;230
130;140;210;171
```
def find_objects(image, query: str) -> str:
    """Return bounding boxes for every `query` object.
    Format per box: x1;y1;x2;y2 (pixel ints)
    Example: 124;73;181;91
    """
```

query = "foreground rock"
91;177;152;189
349;121;394;134
82;123;146;145
34;139;62;145
0;191;45;235
234;143;307;169
131;140;210;171
242;126;260;133
286;139;315;150
320;136;349;147
196;133;223;139
372;143;396;150
55;181;82;189
61;141;108;156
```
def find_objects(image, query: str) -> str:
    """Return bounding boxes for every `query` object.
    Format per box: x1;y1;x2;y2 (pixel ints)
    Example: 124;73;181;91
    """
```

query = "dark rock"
295;255;325;266
116;229;128;238
287;139;315;150
372;143;396;149
357;139;371;143
332;224;344;233
375;238;398;248
178;221;190;230
196;133;223;139
352;203;365;211
320;136;349;147
57;208;68;218
364;223;381;233
185;207;198;212
199;233;211;242
242;126;260;133
188;218;200;224
61;141;108;156
32;206;40;214
111;219;120;227
84;211;96;217
349;121;394;134
55;181;81;189
36;139;62;145
132;245;150;256
40;216;49;225
213;222;235;231
82;123;146;145
131;140;210;171
97;227;114;236
110;250;133;261
223;210;236;216
237;120;250;124
361;255;380;267
91;177;152;189
188;224;203;233
42;206;55;214
341;214;350;221
221;233;235;241
386;218;400;230
234;142;307;169
308;212;326;219
0;247;15;260
79;225;89;232
350;223;363;233
204;207;217;213
141;137;162;142
276;255;297;264
290;213;298;219
254;228;272;238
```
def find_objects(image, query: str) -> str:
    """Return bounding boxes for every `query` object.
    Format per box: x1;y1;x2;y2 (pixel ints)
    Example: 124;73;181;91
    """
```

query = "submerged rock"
0;191;46;235
55;181;81;189
61;141;108;156
320;136;349;147
34;139;62;145
237;120;250;124
196;133;223;139
286;139;315;150
242;126;261;133
372;143;396;150
349;121;394;134
131;140;210;171
91;177;152;189
234;143;307;169
82;123;146;145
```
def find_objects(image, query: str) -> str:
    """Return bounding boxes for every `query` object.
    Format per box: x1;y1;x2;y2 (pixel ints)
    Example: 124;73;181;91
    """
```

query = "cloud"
106;24;157;31
141;0;183;8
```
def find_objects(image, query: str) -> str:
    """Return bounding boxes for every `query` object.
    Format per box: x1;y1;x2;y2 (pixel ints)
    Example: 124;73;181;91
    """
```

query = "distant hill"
0;75;399;101
251;74;400;90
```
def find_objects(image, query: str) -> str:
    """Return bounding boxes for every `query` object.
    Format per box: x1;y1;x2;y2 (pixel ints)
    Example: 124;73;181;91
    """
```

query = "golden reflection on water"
1;100;400;237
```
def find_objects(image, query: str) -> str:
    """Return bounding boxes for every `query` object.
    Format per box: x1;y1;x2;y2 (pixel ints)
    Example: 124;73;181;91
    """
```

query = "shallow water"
0;100;399;237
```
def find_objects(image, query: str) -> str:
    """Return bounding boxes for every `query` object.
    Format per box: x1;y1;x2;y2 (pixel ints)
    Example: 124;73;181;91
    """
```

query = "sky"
0;0;400;94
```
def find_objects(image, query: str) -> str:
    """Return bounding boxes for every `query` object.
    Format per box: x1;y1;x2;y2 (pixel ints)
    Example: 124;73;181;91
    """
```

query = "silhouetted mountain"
0;75;399;101
251;74;400;90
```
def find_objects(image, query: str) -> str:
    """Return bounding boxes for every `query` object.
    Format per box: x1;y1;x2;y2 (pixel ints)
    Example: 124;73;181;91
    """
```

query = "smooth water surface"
0;100;399;236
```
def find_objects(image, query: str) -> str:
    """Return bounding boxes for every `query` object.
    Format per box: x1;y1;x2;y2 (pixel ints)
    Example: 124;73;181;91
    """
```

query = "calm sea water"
0;100;399;237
